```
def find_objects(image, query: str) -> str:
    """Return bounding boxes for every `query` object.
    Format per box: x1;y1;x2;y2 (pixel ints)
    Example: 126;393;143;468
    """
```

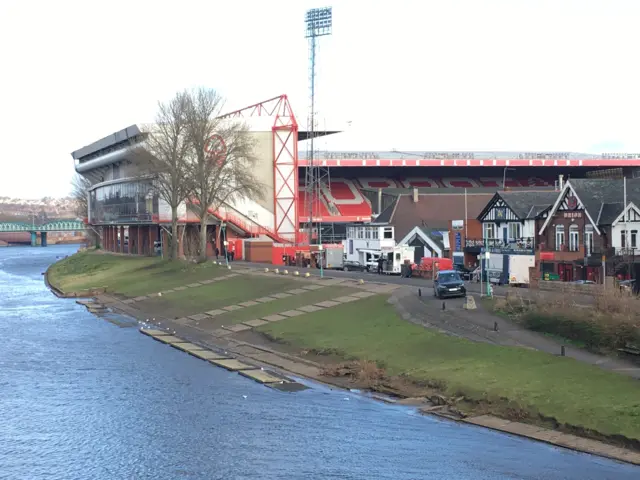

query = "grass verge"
258;295;640;442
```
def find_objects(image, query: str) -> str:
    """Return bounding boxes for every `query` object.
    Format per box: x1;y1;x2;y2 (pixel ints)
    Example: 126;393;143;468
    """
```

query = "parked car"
453;264;473;281
619;279;636;295
433;269;467;299
342;260;368;272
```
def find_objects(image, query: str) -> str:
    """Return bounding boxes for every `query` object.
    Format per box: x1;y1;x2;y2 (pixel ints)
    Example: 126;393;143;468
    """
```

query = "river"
0;245;638;480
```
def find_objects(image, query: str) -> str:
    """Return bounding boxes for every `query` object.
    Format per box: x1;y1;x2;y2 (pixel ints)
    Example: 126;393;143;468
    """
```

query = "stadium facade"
72;94;640;258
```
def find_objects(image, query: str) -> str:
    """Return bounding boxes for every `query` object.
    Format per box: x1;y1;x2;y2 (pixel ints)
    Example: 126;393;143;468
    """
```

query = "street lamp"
502;167;516;190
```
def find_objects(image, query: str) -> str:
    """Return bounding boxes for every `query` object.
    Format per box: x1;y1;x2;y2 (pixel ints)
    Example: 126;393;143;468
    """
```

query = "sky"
1;0;639;198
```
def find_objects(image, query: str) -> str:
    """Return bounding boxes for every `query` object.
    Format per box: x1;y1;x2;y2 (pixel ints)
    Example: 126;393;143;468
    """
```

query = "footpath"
57;261;640;466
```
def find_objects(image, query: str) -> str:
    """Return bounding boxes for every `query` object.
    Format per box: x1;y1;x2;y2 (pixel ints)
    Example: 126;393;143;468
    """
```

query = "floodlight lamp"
305;7;333;38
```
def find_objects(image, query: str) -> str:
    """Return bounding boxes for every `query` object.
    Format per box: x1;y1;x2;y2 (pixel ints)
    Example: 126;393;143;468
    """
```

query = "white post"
464;188;468;240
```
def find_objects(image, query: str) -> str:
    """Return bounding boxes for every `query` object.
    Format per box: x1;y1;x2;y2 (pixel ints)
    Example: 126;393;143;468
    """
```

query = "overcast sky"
1;0;639;198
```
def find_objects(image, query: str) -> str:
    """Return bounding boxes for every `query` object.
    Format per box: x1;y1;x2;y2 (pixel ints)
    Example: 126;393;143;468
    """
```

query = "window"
508;222;521;241
632;230;638;249
383;227;393;239
569;225;579;251
357;228;363;239
585;225;594;255
372;228;379;240
621;230;626;248
555;225;565;251
483;223;496;240
365;227;371;239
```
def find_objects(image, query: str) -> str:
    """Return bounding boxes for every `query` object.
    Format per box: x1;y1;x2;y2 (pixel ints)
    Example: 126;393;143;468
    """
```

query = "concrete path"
392;287;640;379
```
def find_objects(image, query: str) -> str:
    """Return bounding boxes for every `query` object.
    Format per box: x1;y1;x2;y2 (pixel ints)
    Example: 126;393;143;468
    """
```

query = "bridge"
0;219;85;246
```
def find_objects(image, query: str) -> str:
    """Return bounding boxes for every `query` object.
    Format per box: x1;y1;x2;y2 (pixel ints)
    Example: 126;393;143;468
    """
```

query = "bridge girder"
0;220;86;233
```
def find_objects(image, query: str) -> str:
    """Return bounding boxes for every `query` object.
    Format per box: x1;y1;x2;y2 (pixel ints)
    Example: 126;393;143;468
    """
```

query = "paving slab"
205;309;225;317
263;314;287;322
223;305;243;311
315;300;340;308
189;313;210;321
227;273;240;278
351;291;377;298
199;279;215;284
223;324;251;333
297;305;324;313
133;296;148;301
161;289;176;294
239;300;259;307
244;319;269;328
211;328;232;337
239;369;286;384
271;292;292;299
302;285;324;291
140;328;169;337
210;358;254;371
191;350;230;361
187;282;203;288
174;317;192;325
154;335;184;344
255;296;276;303
171;342;205;353
174;286;188;291
279;310;304;318
122;299;136;304
334;296;360;303
286;288;308;295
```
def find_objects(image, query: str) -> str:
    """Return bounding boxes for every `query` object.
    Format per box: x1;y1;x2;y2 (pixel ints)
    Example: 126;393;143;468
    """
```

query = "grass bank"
258;295;640;444
48;250;228;297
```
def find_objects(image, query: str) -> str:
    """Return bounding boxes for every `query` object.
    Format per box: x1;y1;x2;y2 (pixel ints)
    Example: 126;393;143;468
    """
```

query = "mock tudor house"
537;177;640;282
477;190;558;285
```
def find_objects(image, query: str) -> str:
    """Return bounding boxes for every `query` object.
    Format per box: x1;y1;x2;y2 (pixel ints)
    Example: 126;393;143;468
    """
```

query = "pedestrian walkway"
392;287;640;379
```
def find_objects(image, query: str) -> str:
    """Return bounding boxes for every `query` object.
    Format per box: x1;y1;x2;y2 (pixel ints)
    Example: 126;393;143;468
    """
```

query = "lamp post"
221;223;229;267
318;243;324;278
502;167;515;190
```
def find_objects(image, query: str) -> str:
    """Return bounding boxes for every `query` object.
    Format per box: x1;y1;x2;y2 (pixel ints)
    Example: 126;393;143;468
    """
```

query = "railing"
212;206;290;244
465;237;535;253
615;247;640;257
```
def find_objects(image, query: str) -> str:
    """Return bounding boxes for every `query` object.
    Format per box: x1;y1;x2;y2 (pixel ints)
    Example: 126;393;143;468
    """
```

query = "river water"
0;245;638;480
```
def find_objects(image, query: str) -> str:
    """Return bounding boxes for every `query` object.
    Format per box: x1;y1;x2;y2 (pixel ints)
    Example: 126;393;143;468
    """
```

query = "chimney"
412;187;419;203
558;174;564;191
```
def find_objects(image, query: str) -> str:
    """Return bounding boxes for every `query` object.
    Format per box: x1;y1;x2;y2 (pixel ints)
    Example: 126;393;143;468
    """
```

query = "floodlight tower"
304;7;332;249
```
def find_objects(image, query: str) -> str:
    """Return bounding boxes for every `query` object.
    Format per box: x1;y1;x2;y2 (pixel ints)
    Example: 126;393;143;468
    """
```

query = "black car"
453;264;473;281
342;260;368;272
434;269;467;298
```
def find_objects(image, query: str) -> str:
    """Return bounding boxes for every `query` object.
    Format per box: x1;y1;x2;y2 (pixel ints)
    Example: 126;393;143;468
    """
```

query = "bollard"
494;321;498;332
442;301;445;311
561;345;566;357
418;288;422;297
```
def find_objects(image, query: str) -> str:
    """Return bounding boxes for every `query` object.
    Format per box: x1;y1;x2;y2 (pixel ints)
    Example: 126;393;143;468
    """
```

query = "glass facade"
89;181;158;224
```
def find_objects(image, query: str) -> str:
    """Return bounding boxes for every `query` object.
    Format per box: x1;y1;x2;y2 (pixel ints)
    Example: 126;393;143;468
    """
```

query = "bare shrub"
495;286;640;351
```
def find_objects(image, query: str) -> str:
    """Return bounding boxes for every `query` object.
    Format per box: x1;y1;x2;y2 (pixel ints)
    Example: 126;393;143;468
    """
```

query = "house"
396;225;449;264
476;190;558;284
537;177;640;282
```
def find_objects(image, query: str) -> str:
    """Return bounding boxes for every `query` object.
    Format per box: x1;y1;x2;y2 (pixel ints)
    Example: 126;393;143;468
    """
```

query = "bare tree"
70;173;99;246
183;87;265;262
131;92;191;260
71;173;91;218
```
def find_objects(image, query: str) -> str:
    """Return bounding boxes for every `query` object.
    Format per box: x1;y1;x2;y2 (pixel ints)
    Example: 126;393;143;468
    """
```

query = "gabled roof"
539;178;640;235
477;190;557;221
612;202;640;226
397;225;446;255
500;190;558;219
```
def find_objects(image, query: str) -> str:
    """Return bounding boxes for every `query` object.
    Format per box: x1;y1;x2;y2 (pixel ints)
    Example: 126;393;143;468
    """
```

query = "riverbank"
47;251;640;465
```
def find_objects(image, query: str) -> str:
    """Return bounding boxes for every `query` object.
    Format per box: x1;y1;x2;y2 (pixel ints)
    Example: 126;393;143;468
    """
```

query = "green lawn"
259;295;640;441
137;275;304;318
213;286;362;324
48;250;231;297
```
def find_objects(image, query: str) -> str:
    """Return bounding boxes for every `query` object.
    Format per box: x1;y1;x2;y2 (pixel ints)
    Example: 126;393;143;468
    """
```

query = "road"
233;260;595;304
